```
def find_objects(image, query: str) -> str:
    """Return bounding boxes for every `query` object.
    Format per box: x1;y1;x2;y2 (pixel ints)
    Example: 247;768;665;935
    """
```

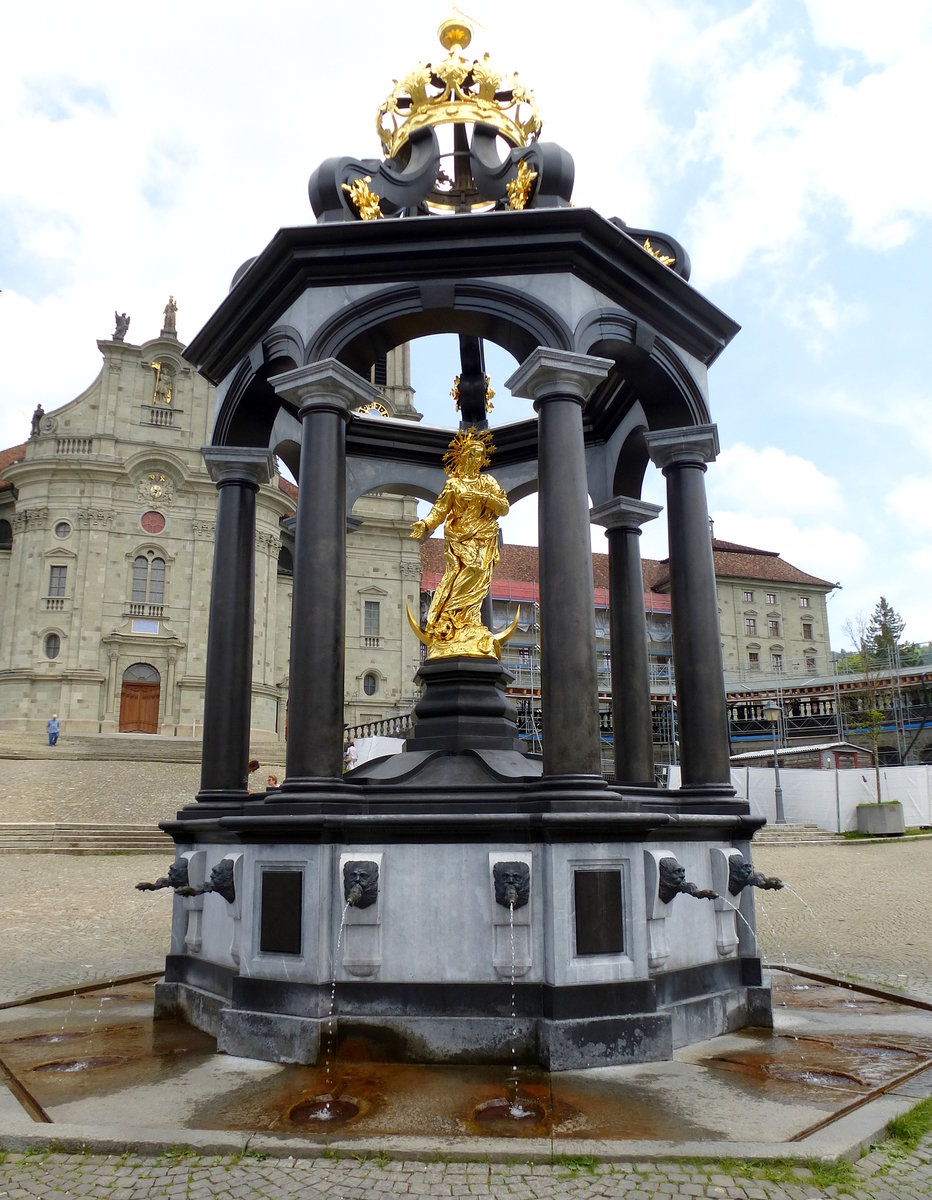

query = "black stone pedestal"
406;658;526;754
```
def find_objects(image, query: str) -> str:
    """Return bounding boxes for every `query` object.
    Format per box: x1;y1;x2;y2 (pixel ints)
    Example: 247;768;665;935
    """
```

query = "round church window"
54;521;71;539
141;511;166;534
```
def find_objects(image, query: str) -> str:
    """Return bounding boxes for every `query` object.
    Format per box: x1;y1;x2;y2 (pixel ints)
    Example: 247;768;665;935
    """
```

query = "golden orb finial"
438;14;473;52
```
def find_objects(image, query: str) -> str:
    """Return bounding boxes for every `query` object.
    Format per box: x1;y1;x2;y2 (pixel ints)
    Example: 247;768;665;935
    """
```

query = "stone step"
0;731;285;765
0;822;172;854
753;822;838;843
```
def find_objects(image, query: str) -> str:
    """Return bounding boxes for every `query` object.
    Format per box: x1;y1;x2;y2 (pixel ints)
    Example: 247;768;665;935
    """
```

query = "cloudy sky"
2;0;930;651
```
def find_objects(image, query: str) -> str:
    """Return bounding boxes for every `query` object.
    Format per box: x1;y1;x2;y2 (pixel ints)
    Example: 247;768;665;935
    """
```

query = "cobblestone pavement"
749;841;932;1004
0;854;171;1004
0;1142;930;1199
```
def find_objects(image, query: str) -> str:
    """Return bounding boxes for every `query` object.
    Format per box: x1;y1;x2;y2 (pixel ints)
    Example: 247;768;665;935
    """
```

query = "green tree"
865;596;919;666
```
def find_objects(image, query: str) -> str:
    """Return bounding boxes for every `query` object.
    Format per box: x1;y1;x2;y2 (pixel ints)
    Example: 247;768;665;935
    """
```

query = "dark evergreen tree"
865;597;918;665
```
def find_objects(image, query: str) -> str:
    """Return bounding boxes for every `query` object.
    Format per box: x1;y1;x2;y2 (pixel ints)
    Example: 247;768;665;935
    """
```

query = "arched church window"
0;519;11;549
278;546;294;576
363;672;378;696
44;633;61;660
123;662;160;683
132;552;165;605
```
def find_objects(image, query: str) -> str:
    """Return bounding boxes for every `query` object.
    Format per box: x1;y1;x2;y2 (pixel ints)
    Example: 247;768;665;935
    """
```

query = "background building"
0;306;420;738
11;306;903;760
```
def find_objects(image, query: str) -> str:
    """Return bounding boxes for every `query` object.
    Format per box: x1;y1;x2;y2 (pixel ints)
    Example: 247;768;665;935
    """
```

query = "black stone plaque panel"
259;869;303;956
574;869;624;956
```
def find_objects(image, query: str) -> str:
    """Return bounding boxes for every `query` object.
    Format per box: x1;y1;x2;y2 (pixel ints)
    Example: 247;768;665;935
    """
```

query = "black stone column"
590;496;662;787
198;448;274;804
271;361;382;786
645;426;731;789
506;349;612;778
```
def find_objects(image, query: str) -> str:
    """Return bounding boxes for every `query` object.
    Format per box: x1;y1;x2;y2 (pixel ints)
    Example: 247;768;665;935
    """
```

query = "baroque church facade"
0;303;422;738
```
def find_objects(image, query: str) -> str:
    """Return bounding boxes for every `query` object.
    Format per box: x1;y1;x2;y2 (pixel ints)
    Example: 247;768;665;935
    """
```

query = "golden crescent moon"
492;606;521;654
405;600;432;647
405;602;521;656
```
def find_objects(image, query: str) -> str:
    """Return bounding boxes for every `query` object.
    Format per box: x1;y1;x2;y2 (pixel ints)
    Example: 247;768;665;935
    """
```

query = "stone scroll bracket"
643;850;672;970
224;854;245;966
339;851;383;978
489;851;533;979
176;850;206;956
710;847;757;959
710;848;742;958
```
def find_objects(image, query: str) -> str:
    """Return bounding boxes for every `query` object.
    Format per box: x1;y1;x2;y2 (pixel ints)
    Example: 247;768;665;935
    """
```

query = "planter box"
856;802;905;836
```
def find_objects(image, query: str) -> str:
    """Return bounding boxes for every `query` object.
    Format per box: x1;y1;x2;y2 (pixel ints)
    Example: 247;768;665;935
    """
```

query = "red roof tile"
0;443;26;493
421;536;834;599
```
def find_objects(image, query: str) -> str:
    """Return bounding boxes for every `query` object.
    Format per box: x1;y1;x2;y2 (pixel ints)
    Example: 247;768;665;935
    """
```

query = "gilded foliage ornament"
341;176;383;221
643;238;675;268
506;159;539;210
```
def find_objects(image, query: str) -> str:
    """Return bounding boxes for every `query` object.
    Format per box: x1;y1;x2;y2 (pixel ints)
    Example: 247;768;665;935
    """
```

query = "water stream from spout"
89;974;116;1032
721;898;759;954
505;899;537;1120
318;900;351;1119
754;894;791;973
780;884;841;971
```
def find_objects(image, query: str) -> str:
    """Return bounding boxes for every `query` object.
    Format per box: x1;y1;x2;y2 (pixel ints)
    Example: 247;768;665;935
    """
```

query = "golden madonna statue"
408;427;518;659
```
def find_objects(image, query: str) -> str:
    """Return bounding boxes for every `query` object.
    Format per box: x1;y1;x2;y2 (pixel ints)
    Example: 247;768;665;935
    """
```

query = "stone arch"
213;325;306;450
574;308;711;432
207;280;575;455
307;280;574;371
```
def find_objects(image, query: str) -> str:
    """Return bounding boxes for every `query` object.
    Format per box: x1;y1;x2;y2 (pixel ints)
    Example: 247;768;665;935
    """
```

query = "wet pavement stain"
0;974;928;1142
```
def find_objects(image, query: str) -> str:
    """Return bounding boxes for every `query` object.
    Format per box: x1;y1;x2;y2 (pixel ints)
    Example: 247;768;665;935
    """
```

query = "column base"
194;788;254;805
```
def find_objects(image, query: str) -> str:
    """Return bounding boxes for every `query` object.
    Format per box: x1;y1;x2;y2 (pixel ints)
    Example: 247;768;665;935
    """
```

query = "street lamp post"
762;701;786;824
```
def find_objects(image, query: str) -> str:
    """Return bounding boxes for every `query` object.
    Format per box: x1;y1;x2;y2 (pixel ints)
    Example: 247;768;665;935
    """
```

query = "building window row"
747;650;787;672
746;590;812;609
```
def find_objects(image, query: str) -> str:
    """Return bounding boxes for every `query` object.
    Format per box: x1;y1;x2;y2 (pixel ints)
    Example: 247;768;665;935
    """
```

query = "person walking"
46;714;60;746
343;741;358;772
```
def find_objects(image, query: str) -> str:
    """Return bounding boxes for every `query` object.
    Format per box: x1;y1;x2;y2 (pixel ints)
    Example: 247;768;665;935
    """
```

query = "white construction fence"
666;765;932;833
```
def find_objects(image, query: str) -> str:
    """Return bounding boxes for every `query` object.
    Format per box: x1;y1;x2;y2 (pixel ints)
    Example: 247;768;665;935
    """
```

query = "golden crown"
442;426;496;473
377;15;542;160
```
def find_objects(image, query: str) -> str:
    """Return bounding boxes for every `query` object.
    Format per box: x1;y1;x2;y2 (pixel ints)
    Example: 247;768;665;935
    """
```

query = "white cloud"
803;0;932;64
780;284;866;347
670;3;932;286
814;387;932;457
885;477;932;534
710;444;843;515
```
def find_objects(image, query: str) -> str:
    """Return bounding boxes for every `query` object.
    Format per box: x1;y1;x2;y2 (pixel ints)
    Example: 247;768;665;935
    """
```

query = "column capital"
645;424;719;472
270;358;382;417
202;446;275;489
505;348;613;406
590;496;663;533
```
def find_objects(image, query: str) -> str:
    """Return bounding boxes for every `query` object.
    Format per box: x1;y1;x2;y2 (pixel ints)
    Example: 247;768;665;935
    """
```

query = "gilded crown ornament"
377;15;542;161
307;11;575;220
